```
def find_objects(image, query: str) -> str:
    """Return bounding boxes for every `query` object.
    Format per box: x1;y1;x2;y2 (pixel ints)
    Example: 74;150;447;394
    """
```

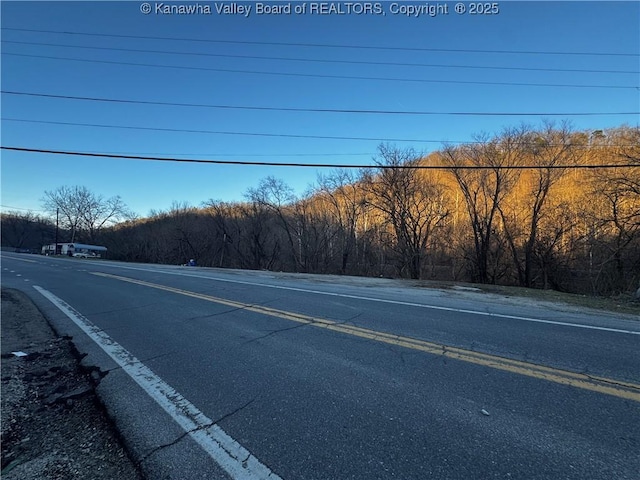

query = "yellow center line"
91;271;640;403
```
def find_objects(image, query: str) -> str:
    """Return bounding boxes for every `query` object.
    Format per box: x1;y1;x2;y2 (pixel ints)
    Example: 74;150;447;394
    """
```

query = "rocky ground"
1;288;143;479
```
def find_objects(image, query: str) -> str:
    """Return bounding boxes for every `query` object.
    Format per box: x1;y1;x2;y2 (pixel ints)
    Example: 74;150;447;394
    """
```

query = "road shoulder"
1;288;143;480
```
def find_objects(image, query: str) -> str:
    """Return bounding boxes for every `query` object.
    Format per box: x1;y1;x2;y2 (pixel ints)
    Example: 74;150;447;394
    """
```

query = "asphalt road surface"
2;253;639;480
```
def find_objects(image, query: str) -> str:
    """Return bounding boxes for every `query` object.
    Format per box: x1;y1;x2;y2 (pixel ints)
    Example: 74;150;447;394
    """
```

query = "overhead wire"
4;27;639;57
4;119;638;147
4;27;637;161
3;40;637;75
1;118;459;143
2;92;636;117
0;205;48;213
3;147;638;170
3;53;635;90
8;118;638;147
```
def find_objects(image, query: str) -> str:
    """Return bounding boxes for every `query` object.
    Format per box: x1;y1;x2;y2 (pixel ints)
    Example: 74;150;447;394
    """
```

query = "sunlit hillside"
3;124;639;297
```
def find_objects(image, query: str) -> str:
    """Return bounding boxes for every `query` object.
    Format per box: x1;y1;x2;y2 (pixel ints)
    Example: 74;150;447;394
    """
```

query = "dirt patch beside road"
1;288;143;480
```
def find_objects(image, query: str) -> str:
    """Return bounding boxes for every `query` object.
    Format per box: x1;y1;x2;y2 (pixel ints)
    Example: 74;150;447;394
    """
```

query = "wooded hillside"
3;124;638;296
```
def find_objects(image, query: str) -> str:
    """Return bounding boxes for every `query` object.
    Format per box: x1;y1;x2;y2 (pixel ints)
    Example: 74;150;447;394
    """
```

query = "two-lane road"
2;253;639;479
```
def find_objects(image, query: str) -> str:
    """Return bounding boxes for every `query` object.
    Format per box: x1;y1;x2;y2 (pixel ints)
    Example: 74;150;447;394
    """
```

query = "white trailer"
42;243;107;258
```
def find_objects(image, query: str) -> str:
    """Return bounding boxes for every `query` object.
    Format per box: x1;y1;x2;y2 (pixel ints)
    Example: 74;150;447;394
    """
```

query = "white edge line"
33;285;282;480
94;263;640;336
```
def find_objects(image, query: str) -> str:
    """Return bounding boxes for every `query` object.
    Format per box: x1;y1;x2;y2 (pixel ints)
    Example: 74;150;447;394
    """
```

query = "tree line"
2;124;638;296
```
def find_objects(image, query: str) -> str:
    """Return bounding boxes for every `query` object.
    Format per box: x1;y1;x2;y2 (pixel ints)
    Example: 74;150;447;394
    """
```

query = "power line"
0;137;374;157
0;205;47;213
2;118;454;143
3;147;638;170
64;150;375;158
5;40;637;75
4;53;635;90
3;92;637;117
5;27;639;57
4;119;638;148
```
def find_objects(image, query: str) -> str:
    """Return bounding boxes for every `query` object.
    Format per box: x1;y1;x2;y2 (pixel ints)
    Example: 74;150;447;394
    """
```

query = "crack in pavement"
379;340;422;366
341;311;364;325
212;397;257;427
183;297;285;323
138;350;178;365
136;397;257;468
242;322;311;345
181;306;254;322
584;372;640;391
242;312;364;346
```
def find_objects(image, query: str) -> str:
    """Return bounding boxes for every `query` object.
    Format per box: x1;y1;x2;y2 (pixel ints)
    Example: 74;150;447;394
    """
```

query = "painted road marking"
90;263;640;335
91;272;640;403
33;285;283;480
1;255;38;263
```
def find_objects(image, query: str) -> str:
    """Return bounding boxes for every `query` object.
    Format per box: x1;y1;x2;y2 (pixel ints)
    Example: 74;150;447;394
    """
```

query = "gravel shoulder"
262;271;640;318
1;288;143;480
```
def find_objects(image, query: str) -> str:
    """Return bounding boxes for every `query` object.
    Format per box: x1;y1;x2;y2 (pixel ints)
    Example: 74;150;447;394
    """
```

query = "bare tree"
203;200;234;267
617;125;640;168
363;144;450;279
41;186;84;242
246;177;301;271
240;200;281;270
584;127;640;293
83;194;132;242
498;123;577;287
167;201;201;264
41;185;131;243
316;170;366;274
441;129;524;283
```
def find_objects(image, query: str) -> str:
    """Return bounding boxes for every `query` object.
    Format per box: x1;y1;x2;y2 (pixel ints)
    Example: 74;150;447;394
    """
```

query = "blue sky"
1;1;639;218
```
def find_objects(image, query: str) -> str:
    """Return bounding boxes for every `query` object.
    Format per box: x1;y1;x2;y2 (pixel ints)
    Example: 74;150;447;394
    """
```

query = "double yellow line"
92;271;640;403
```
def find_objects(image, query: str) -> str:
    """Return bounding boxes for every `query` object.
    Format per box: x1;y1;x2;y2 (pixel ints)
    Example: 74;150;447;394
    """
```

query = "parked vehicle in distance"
73;252;97;259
